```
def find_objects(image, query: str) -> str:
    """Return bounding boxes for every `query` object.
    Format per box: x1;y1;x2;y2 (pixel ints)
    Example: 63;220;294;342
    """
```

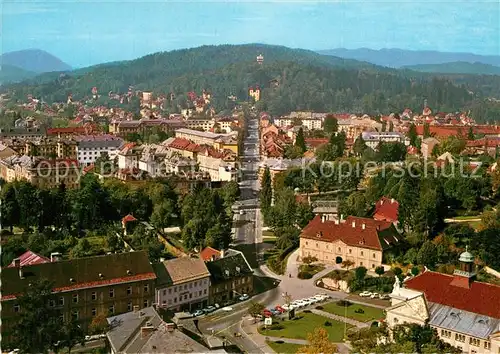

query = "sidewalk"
311;309;369;329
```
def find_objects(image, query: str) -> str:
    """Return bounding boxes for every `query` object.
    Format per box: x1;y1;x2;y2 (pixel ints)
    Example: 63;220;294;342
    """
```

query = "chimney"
380;200;384;205
362;223;366;230
210;255;216;262
321;215;326;223
225;269;230;277
391;198;395;204
340;214;344;221
352;221;356;228
334;219;339;225
133;305;139;313
220;249;225;258
165;322;175;332
14;258;21;268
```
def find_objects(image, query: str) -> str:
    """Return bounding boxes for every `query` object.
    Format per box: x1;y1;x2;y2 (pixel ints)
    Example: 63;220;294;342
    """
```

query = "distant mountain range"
3;43;500;122
403;62;500;76
318;48;500;69
0;49;71;84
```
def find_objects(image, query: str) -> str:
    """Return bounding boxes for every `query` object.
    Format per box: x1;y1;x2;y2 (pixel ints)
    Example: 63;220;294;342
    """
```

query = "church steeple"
451;247;476;288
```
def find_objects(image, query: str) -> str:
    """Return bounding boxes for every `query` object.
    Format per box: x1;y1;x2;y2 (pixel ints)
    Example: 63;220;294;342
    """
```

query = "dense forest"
3;44;500;121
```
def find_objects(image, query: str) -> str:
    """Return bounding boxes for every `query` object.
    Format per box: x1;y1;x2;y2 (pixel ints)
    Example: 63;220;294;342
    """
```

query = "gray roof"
106;307;207;353
75;134;123;149
428;302;500;340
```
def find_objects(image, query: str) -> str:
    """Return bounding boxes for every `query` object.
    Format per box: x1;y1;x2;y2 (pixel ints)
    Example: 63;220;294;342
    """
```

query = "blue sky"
2;0;499;68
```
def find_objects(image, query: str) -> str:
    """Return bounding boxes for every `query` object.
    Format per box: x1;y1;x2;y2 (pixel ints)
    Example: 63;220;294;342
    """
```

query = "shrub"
324;321;332;327
315;306;323;310
375;266;385;276
354;308;365;314
393;267;403;276
411;267;420;276
269;323;284;330
303;309;312;313
371;321;379;327
298;271;313;279
336;300;352;307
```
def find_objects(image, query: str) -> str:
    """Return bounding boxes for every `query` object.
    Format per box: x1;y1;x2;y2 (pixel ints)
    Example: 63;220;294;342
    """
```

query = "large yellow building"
0;155;81;189
299;215;401;269
175;128;239;155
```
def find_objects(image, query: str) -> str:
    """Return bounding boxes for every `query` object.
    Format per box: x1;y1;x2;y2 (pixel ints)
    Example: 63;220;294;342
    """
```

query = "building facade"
1;252;156;341
153;257;211;312
75;135;123;166
386;252;500;354
299;215;401;269
205;249;254;304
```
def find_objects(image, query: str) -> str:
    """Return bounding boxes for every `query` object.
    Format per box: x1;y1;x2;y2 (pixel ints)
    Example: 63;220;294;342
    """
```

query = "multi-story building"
153;257;211;312
386;251;500;354
75;135;124;166
117;143;144;171
109;118;186;137
362;132;409;150
0;142;17;159
1;251;156;340
205;249;254;304
338;118;382;140
0;126;46;139
299;215;401;269
184;117;216;131
174;128;239;155
248;86;261;102
0;155;81;189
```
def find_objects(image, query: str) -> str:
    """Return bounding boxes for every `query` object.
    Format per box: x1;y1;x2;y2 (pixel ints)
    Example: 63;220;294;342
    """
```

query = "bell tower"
450;247;476;288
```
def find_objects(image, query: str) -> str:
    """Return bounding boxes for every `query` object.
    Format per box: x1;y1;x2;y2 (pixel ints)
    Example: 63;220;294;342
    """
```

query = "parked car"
239;294;249;301
308;297;320;304
270;309;280;316
275;305;285;313
222;306;233;312
379;294;390;300
282;304;293;311
359;291;372;297
204;306;216;313
262;309;272;317
370;293;380;299
192;309;204;317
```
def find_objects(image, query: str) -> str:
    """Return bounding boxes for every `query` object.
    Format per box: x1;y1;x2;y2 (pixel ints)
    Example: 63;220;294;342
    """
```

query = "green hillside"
2;44;500;121
0;64;37;85
404;61;500;75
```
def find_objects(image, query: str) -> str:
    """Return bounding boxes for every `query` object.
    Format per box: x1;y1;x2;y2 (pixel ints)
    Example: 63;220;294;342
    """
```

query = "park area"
266;341;302;354
258;312;351;342
320;301;385;322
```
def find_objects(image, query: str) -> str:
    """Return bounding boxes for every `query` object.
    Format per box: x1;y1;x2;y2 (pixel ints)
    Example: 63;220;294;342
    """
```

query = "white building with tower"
386;250;500;354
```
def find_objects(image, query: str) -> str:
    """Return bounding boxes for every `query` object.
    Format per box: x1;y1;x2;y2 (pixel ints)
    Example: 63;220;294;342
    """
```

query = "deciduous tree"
297;327;337;354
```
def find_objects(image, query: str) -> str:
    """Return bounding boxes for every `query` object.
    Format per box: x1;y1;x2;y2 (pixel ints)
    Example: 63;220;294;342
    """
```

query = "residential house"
205;249;254;304
386;251;500;354
299;215;401;269
1;251;156;339
337;117;382;140
7;250;51;268
106;306;208;354
117;143;144;171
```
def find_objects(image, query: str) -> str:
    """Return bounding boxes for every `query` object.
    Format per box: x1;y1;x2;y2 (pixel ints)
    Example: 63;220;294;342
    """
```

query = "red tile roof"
7;251;50;268
415;125;500;138
47;127;87;135
200;247;221;262
404;271;500;319
301;215;397;251
373;197;399;223
2;273;156;301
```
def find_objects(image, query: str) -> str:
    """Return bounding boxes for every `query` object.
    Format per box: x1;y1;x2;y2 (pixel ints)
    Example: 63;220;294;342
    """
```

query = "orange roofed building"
373;197;399;224
299;215;401;269
386;251;500;353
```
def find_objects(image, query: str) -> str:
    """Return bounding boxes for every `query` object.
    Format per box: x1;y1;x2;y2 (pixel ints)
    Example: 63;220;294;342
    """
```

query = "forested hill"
403;62;500;75
2;44;500;121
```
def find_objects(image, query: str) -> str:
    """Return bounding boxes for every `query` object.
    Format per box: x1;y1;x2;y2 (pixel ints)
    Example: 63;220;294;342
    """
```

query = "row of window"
441;329;492;350
13;285;150;310
68;300;150;320
163;280;208;295
163;288;207;297
304;242;377;259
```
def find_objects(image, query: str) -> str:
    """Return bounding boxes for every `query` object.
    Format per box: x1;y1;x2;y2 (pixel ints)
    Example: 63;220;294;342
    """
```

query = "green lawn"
258;312;349;341
321;302;385;322
266;340;302;354
452;215;482;220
